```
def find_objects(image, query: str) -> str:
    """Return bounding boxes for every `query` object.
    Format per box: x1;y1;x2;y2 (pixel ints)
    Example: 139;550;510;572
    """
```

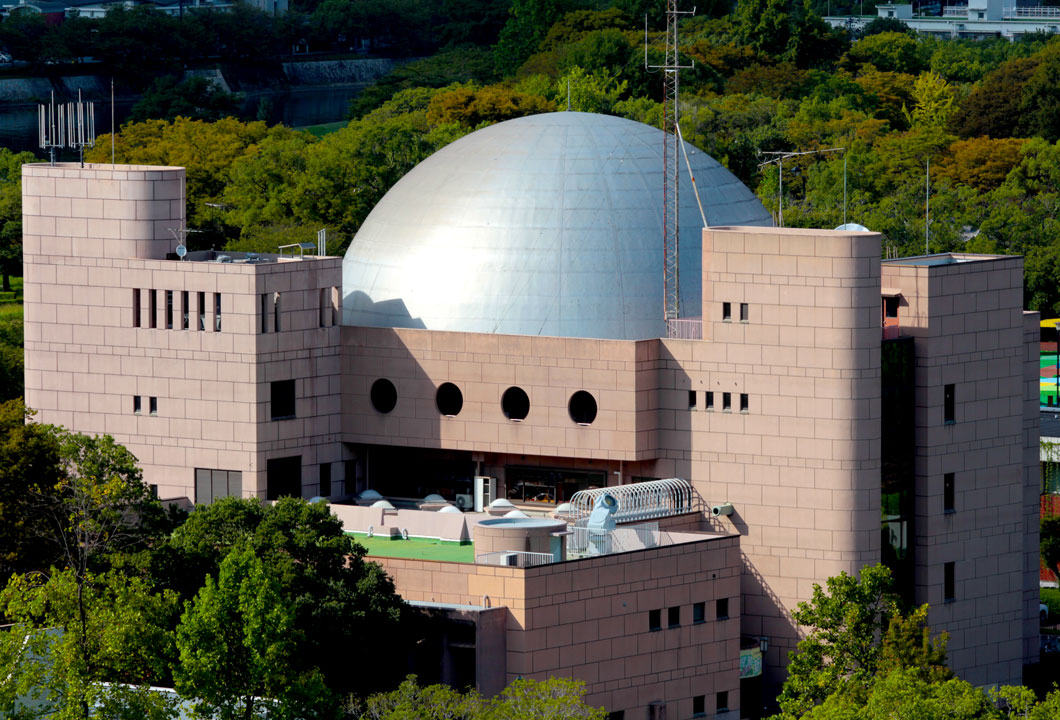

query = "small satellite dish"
834;223;870;232
176;244;187;259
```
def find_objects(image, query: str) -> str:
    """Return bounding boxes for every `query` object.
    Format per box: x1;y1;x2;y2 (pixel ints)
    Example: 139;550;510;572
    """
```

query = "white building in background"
826;0;1060;38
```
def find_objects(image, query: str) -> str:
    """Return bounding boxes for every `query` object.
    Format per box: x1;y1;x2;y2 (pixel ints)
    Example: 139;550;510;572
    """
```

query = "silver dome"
342;111;771;340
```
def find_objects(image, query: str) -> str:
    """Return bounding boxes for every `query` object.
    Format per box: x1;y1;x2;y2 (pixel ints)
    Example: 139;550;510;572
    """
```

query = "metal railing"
567;522;661;558
1005;5;1060;17
666;318;703;340
942;4;968;15
568;478;694;523
475;551;553;567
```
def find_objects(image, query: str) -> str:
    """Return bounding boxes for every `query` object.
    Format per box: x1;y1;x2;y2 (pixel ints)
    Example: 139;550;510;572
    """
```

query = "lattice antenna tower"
646;1;694;333
38;89;96;167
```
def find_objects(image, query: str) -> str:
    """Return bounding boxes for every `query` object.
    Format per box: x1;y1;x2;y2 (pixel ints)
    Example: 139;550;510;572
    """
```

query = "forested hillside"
7;0;1060;313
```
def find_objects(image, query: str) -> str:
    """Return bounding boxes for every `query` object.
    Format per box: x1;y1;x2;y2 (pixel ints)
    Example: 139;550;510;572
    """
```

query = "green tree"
174;544;330;720
844;31;928;75
495;0;582;76
166;497;407;700
860;16;913;37
0;568;179;720
487;677;607;720
0;147;36;294
129;76;242;124
950;56;1038;139
903;71;956;130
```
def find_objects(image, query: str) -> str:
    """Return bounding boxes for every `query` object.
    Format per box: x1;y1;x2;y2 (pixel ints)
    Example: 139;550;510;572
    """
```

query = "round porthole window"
436;382;463;416
568;390;598;425
501;386;530;421
370;378;397;414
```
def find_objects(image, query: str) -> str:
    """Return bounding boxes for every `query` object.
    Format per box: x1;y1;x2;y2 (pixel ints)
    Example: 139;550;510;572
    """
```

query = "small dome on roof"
505;509;529;518
359;489;383;500
370;499;395;509
438;504;462;514
489;498;515;509
424;493;446;503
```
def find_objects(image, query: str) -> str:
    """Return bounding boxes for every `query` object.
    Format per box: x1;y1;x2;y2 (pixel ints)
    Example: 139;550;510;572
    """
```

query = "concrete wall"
371;533;741;718
22;163;344;500
881;255;1030;687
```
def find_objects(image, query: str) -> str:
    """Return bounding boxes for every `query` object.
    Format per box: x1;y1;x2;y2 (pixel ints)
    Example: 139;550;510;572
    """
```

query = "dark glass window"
261;294;269;333
266;456;301;501
688;390;697;409
722;302;731;321
132;288;140;327
944;562;955;602
668;606;680;628
436;382;463;416
501;386;530;421
740;393;749;412
944;473;955;513
740;302;749;322
716;598;729;620
607;713;624;720
273;292;280;332
133;395;141;414
693;602;705;624
370;379;397;414
693;695;705;717
214;293;222;331
723;392;732;411
149;289;157;328
717;691;729;713
165;290;173;329
648;609;661;631
505;466;599;505
884;296;899;319
944;384;955;423
706;392;714;410
182;290;189;330
272;380;296;419
198;291;206;331
149;396;157;416
320;462;331;496
568;391;598;425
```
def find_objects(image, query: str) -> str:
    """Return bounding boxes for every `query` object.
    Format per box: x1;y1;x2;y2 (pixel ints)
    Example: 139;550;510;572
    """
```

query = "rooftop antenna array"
168;175;198;258
757;147;843;228
646;0;694;336
38;90;96;167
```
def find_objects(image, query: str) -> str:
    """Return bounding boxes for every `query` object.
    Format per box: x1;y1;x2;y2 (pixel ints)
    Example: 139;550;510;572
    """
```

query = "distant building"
826;0;1060;39
21;112;1041;717
0;0;286;21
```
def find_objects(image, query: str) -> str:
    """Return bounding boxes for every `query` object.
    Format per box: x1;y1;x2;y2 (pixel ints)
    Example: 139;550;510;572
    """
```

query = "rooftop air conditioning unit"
454;493;473;510
502;552;520;567
474;476;496;513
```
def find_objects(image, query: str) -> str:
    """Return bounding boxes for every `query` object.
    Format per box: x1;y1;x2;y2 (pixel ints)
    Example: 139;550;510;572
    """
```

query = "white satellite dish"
834;223;870;232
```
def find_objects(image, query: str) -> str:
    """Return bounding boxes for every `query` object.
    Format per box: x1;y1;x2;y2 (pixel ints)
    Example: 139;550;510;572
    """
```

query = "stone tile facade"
372;533;742;718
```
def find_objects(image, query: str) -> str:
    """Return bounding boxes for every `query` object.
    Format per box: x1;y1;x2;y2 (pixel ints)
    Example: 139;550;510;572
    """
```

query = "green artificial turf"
348;533;475;563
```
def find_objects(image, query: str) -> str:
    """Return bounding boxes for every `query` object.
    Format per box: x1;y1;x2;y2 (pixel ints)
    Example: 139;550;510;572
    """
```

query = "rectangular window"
944;473;955;514
149;289;157;329
944;384;955;423
740;393;749;413
320;462;332;497
692;601;705;624
740;302;749;322
198;291;206;331
182;291;189;330
648;701;665;720
271;379;296;420
693;695;705;717
266;456;302;501
274;292;281;332
648;609;661;631
165;290;173;329
668;606;680;628
195;468;243;504
149;484;158;499
944;562;955;602
884;296;899;319
261;294;269;333
607;713;624;720
717;691;729;714
149;396;157;416
688;390;697;410
706;392;714;411
133;289;141;327
214;293;222;332
722;302;731;321
716;597;729;620
133;395;141;414
319;288;327;328
722;392;732;412
331;286;340;326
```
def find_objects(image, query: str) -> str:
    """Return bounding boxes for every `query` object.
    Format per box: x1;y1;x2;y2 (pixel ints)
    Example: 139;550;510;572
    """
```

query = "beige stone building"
23;149;1039;717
